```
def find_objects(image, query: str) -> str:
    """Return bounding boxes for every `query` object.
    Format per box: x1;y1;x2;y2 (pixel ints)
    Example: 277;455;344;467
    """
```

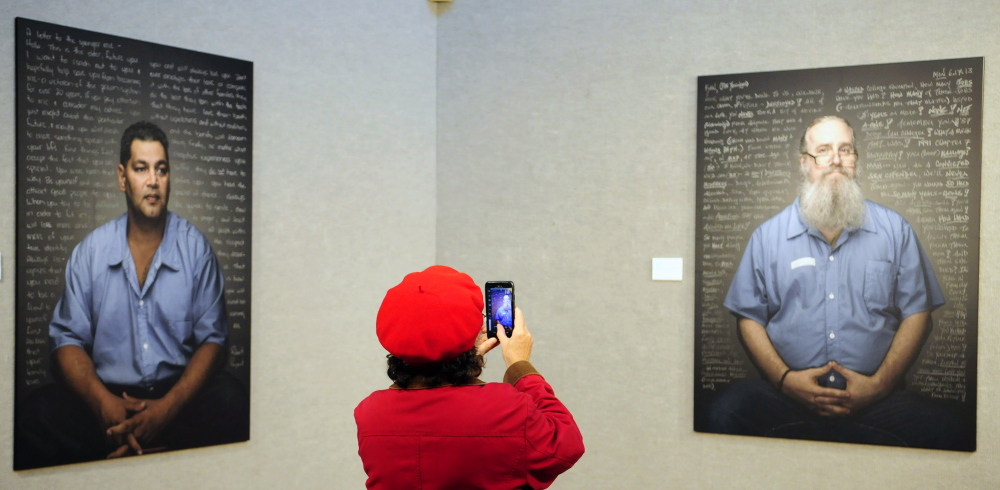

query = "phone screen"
485;281;514;338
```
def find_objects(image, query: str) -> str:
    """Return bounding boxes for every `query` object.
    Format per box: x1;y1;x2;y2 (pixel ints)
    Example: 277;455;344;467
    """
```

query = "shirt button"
829;256;835;261
829;374;836;382
829;332;836;339
139;300;144;307
828;293;835;300
143;343;149;350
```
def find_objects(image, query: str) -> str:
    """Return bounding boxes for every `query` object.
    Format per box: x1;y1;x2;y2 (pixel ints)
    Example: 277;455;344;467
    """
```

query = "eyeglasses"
803;146;858;167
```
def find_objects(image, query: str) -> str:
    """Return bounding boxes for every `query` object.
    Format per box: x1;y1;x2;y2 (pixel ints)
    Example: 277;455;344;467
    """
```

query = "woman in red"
355;266;585;489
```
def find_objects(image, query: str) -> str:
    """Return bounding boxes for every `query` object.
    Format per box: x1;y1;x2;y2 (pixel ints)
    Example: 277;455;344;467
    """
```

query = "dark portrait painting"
693;58;981;452
14;18;252;469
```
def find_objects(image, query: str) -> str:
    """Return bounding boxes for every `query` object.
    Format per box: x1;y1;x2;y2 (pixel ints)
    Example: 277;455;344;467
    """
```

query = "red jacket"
355;361;584;489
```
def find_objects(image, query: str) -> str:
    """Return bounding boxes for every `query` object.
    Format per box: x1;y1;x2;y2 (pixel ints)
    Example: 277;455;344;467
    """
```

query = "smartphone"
485;281;515;338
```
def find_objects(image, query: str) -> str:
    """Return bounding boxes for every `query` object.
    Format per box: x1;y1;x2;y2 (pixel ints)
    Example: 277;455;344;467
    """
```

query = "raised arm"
496;308;584;488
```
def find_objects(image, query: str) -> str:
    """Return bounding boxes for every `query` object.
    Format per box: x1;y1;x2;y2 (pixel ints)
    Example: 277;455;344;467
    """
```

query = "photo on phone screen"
485;281;514;338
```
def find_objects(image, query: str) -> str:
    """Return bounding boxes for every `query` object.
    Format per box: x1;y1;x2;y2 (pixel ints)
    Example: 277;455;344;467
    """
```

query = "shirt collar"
107;213;130;267
157;212;181;271
787;198;810;240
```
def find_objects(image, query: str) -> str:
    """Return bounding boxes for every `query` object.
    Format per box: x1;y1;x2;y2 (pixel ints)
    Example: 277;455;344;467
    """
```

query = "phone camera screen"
487;287;514;337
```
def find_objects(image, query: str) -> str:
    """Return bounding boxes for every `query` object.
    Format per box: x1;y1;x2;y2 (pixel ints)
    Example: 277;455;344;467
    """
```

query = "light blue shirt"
50;212;227;387
723;199;944;375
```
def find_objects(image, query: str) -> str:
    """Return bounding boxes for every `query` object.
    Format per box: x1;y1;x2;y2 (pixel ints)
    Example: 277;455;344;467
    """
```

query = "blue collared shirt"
50;212;227;387
723;199;944;375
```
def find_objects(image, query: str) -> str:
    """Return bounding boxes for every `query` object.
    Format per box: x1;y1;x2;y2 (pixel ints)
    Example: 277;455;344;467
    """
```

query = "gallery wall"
437;0;1000;488
0;0;437;487
1;0;999;488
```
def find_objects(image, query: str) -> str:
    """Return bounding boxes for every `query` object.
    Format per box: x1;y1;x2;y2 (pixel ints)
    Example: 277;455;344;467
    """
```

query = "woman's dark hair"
387;348;485;389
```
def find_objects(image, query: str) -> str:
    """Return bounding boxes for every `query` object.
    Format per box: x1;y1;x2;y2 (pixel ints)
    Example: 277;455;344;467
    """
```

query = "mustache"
820;167;852;178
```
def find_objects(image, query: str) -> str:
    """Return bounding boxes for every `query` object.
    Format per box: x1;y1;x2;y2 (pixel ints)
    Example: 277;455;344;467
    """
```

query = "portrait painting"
14;18;253;469
693;58;981;452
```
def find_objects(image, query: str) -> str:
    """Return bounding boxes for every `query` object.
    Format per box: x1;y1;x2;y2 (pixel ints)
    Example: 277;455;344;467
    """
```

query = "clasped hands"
99;392;177;459
780;361;890;417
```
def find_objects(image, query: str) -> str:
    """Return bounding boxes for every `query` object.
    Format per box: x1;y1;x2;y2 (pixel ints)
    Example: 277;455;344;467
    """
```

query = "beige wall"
2;0;998;488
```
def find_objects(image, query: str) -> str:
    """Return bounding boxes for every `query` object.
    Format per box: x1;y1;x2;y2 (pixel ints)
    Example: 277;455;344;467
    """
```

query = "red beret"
377;266;485;364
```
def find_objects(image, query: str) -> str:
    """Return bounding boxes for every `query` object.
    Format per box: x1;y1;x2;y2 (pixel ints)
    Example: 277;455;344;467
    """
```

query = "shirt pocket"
863;260;896;311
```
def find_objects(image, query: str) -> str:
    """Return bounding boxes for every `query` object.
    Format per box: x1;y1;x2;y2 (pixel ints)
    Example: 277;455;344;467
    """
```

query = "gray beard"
799;169;866;231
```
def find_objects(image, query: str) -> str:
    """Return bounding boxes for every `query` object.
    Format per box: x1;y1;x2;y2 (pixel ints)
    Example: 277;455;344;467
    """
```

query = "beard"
799;168;866;231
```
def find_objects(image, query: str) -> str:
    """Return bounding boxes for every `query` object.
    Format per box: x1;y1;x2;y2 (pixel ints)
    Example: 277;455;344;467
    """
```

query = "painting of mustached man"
14;18;253;469
693;58;981;452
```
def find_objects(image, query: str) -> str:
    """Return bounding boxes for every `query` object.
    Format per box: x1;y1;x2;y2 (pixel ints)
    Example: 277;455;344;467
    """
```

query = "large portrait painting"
693;58;981;452
14;18;252;469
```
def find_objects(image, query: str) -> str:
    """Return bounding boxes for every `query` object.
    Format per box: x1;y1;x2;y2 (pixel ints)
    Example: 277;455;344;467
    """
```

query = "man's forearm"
159;342;223;411
737;317;789;387
53;345;116;414
870;311;932;391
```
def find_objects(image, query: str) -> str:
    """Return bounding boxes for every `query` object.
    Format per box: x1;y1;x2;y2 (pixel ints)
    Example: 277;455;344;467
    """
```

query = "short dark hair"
387;349;485;389
120;121;169;165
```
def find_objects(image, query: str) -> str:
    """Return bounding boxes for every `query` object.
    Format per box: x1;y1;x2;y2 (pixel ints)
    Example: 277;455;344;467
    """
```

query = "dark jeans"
704;379;973;451
14;371;250;470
